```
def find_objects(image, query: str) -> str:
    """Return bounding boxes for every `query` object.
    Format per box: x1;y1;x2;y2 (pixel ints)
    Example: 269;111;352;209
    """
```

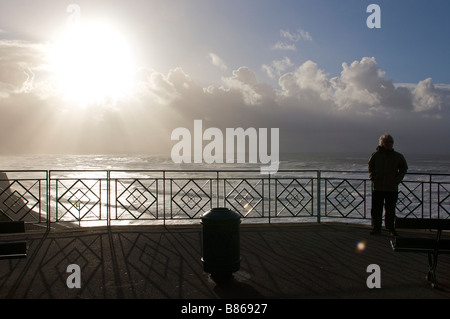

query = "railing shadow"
2;223;450;299
111;227;214;298
0;226;216;298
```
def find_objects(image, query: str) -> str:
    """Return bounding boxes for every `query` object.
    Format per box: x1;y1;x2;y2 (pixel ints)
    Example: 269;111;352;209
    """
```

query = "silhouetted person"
368;134;408;236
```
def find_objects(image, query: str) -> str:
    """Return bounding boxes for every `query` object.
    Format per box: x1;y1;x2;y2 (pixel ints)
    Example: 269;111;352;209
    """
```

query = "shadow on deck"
1;222;450;300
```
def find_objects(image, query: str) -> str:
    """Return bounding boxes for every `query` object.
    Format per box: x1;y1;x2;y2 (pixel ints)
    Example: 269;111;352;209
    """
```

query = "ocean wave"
0;153;449;174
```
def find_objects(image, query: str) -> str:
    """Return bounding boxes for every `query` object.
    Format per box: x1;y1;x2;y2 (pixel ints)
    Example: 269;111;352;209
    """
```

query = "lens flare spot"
356;240;366;252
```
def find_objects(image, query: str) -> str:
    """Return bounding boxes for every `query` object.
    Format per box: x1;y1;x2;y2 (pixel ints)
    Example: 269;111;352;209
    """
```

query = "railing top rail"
49;170;109;173
0;170;48;173
1;168;449;177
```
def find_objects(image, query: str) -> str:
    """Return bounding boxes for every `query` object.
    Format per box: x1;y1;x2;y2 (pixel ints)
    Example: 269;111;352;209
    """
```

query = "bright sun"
51;20;136;106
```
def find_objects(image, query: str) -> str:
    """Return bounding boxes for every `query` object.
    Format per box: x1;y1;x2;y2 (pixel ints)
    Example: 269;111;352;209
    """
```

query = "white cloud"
222;66;276;105
331;57;413;112
208;52;228;71
262;57;294;78
278;60;333;103
0;40;50;97
135;67;201;105
272;41;296;51
273;28;312;51
327;57;450;117
280;29;312;42
412;78;445;113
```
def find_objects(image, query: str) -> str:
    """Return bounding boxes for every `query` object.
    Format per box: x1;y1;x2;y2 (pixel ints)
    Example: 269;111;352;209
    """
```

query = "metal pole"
429;174;433;218
317;170;321;223
47;170;50;230
216;171;219;207
163;171;166;227
107;170;110;227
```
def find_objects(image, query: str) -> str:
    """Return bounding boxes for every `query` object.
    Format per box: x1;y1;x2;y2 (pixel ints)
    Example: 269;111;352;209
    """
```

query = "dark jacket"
368;146;408;192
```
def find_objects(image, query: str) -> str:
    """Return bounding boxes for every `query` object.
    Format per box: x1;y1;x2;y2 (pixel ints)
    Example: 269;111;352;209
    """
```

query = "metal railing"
0;169;449;229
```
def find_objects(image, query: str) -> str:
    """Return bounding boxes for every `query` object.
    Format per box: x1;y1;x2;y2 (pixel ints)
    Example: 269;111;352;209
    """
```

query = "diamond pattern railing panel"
56;179;102;222
324;179;366;219
115;179;158;220
170;179;211;219
0;171;45;224
275;178;314;217
396;182;424;218
0;180;41;222
224;179;264;218
438;183;450;219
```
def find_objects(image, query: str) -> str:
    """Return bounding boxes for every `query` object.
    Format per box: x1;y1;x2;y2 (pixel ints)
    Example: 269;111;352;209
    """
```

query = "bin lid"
201;207;241;221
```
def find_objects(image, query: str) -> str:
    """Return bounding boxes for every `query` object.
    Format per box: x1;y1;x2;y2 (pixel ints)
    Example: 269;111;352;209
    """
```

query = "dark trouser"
371;190;398;231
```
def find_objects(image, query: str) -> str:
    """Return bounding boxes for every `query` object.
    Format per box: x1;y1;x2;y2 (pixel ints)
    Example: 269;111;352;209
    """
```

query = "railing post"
107;170;110;227
317;170;321;223
163;170;166;227
216;171;219;208
429;174;432;218
47;170;50;230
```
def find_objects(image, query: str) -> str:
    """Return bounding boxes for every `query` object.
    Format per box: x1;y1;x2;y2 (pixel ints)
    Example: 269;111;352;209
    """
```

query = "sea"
0;152;449;174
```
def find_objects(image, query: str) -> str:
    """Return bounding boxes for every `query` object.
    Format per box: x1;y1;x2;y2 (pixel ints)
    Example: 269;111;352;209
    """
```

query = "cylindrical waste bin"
201;207;241;282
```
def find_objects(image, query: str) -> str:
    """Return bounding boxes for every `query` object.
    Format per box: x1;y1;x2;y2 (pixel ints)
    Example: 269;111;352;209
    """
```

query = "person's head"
378;133;394;150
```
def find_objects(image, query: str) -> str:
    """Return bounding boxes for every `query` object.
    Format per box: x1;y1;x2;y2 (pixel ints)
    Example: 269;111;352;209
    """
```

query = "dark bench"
390;218;450;288
0;221;28;259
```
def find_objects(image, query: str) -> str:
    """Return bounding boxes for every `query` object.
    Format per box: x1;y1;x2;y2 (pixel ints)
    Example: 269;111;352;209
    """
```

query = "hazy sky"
1;0;449;158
